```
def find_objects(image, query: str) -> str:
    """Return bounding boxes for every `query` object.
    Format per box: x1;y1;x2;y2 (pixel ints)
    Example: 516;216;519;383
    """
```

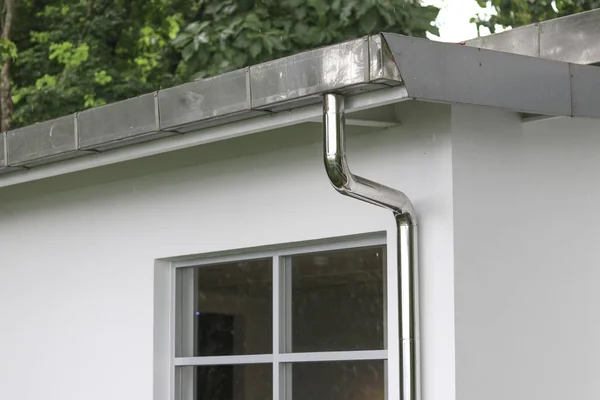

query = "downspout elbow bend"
322;91;420;400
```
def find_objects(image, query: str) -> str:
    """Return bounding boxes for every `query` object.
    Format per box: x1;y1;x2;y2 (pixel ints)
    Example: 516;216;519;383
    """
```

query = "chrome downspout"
323;93;419;400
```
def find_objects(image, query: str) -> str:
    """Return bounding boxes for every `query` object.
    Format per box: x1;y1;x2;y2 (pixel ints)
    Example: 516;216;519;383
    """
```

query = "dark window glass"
178;364;272;400
292;360;384;400
178;259;272;357
290;246;385;352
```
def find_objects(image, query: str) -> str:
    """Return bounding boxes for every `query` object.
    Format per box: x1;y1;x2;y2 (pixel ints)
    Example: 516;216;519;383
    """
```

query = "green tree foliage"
10;0;188;127
173;0;440;81
474;0;600;33
6;0;438;128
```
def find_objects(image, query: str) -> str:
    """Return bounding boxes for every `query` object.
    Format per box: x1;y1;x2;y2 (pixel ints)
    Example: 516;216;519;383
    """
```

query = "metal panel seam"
536;23;541;58
246;66;253;109
569;63;575;117
74;112;80;149
154;91;160;132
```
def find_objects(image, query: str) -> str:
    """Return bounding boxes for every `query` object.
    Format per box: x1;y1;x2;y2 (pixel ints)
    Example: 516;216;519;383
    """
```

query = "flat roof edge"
2;24;600;179
466;9;600;65
382;33;600;119
0;86;409;189
0;34;401;174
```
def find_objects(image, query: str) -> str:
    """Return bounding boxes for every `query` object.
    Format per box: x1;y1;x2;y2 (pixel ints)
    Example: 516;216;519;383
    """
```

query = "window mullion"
180;267;196;357
281;363;292;400
273;255;281;355
282;257;292;353
176;267;197;400
278;350;388;363
279;256;293;400
383;249;389;400
174;355;274;366
273;255;281;400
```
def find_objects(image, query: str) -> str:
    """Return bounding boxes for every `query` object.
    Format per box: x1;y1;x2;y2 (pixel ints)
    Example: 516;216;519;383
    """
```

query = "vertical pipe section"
323;93;419;400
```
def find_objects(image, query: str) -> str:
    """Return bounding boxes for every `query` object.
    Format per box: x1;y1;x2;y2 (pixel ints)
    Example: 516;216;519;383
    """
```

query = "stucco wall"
0;102;456;400
452;106;600;400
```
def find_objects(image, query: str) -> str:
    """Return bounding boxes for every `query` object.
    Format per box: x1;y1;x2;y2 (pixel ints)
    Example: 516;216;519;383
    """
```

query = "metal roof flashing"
1;11;600;178
381;33;600;118
466;9;600;65
0;34;403;175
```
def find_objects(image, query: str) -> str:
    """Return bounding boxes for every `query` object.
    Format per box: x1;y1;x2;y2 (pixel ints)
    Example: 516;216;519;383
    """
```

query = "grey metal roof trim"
382;33;600;117
1;19;600;175
466;8;600;65
0;35;401;172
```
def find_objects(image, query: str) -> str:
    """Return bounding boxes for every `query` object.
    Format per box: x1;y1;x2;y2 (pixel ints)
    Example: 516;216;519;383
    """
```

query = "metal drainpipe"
323;93;419;400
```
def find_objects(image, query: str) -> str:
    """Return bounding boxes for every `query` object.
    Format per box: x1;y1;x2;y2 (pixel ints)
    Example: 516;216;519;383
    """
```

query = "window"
173;237;388;400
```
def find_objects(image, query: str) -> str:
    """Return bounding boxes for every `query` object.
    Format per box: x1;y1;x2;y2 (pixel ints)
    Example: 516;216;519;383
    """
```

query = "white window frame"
155;232;398;400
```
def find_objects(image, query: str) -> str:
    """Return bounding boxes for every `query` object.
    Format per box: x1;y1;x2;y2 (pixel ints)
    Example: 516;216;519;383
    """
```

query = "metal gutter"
323;93;419;400
0;86;408;188
2;25;600;180
0;35;400;175
466;8;600;65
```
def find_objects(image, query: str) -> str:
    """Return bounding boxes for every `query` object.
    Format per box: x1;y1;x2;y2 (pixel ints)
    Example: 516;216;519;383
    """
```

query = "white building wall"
452;106;600;400
0;102;456;400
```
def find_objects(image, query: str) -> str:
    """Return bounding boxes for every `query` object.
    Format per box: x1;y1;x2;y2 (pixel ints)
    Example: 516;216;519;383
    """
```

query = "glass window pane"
177;258;272;357
290;246;385;352
177;364;272;400
292;360;384;400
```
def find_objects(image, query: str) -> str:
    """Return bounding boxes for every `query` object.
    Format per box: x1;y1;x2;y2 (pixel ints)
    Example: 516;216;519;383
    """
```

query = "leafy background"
0;0;597;130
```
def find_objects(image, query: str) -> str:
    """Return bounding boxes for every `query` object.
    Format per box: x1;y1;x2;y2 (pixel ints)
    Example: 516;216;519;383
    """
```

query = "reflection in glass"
292;360;384;400
290;246;385;352
177;364;272;400
178;258;272;357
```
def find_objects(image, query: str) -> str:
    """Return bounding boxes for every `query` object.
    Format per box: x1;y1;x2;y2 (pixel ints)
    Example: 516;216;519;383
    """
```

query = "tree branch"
79;0;95;41
1;0;15;132
1;0;13;39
